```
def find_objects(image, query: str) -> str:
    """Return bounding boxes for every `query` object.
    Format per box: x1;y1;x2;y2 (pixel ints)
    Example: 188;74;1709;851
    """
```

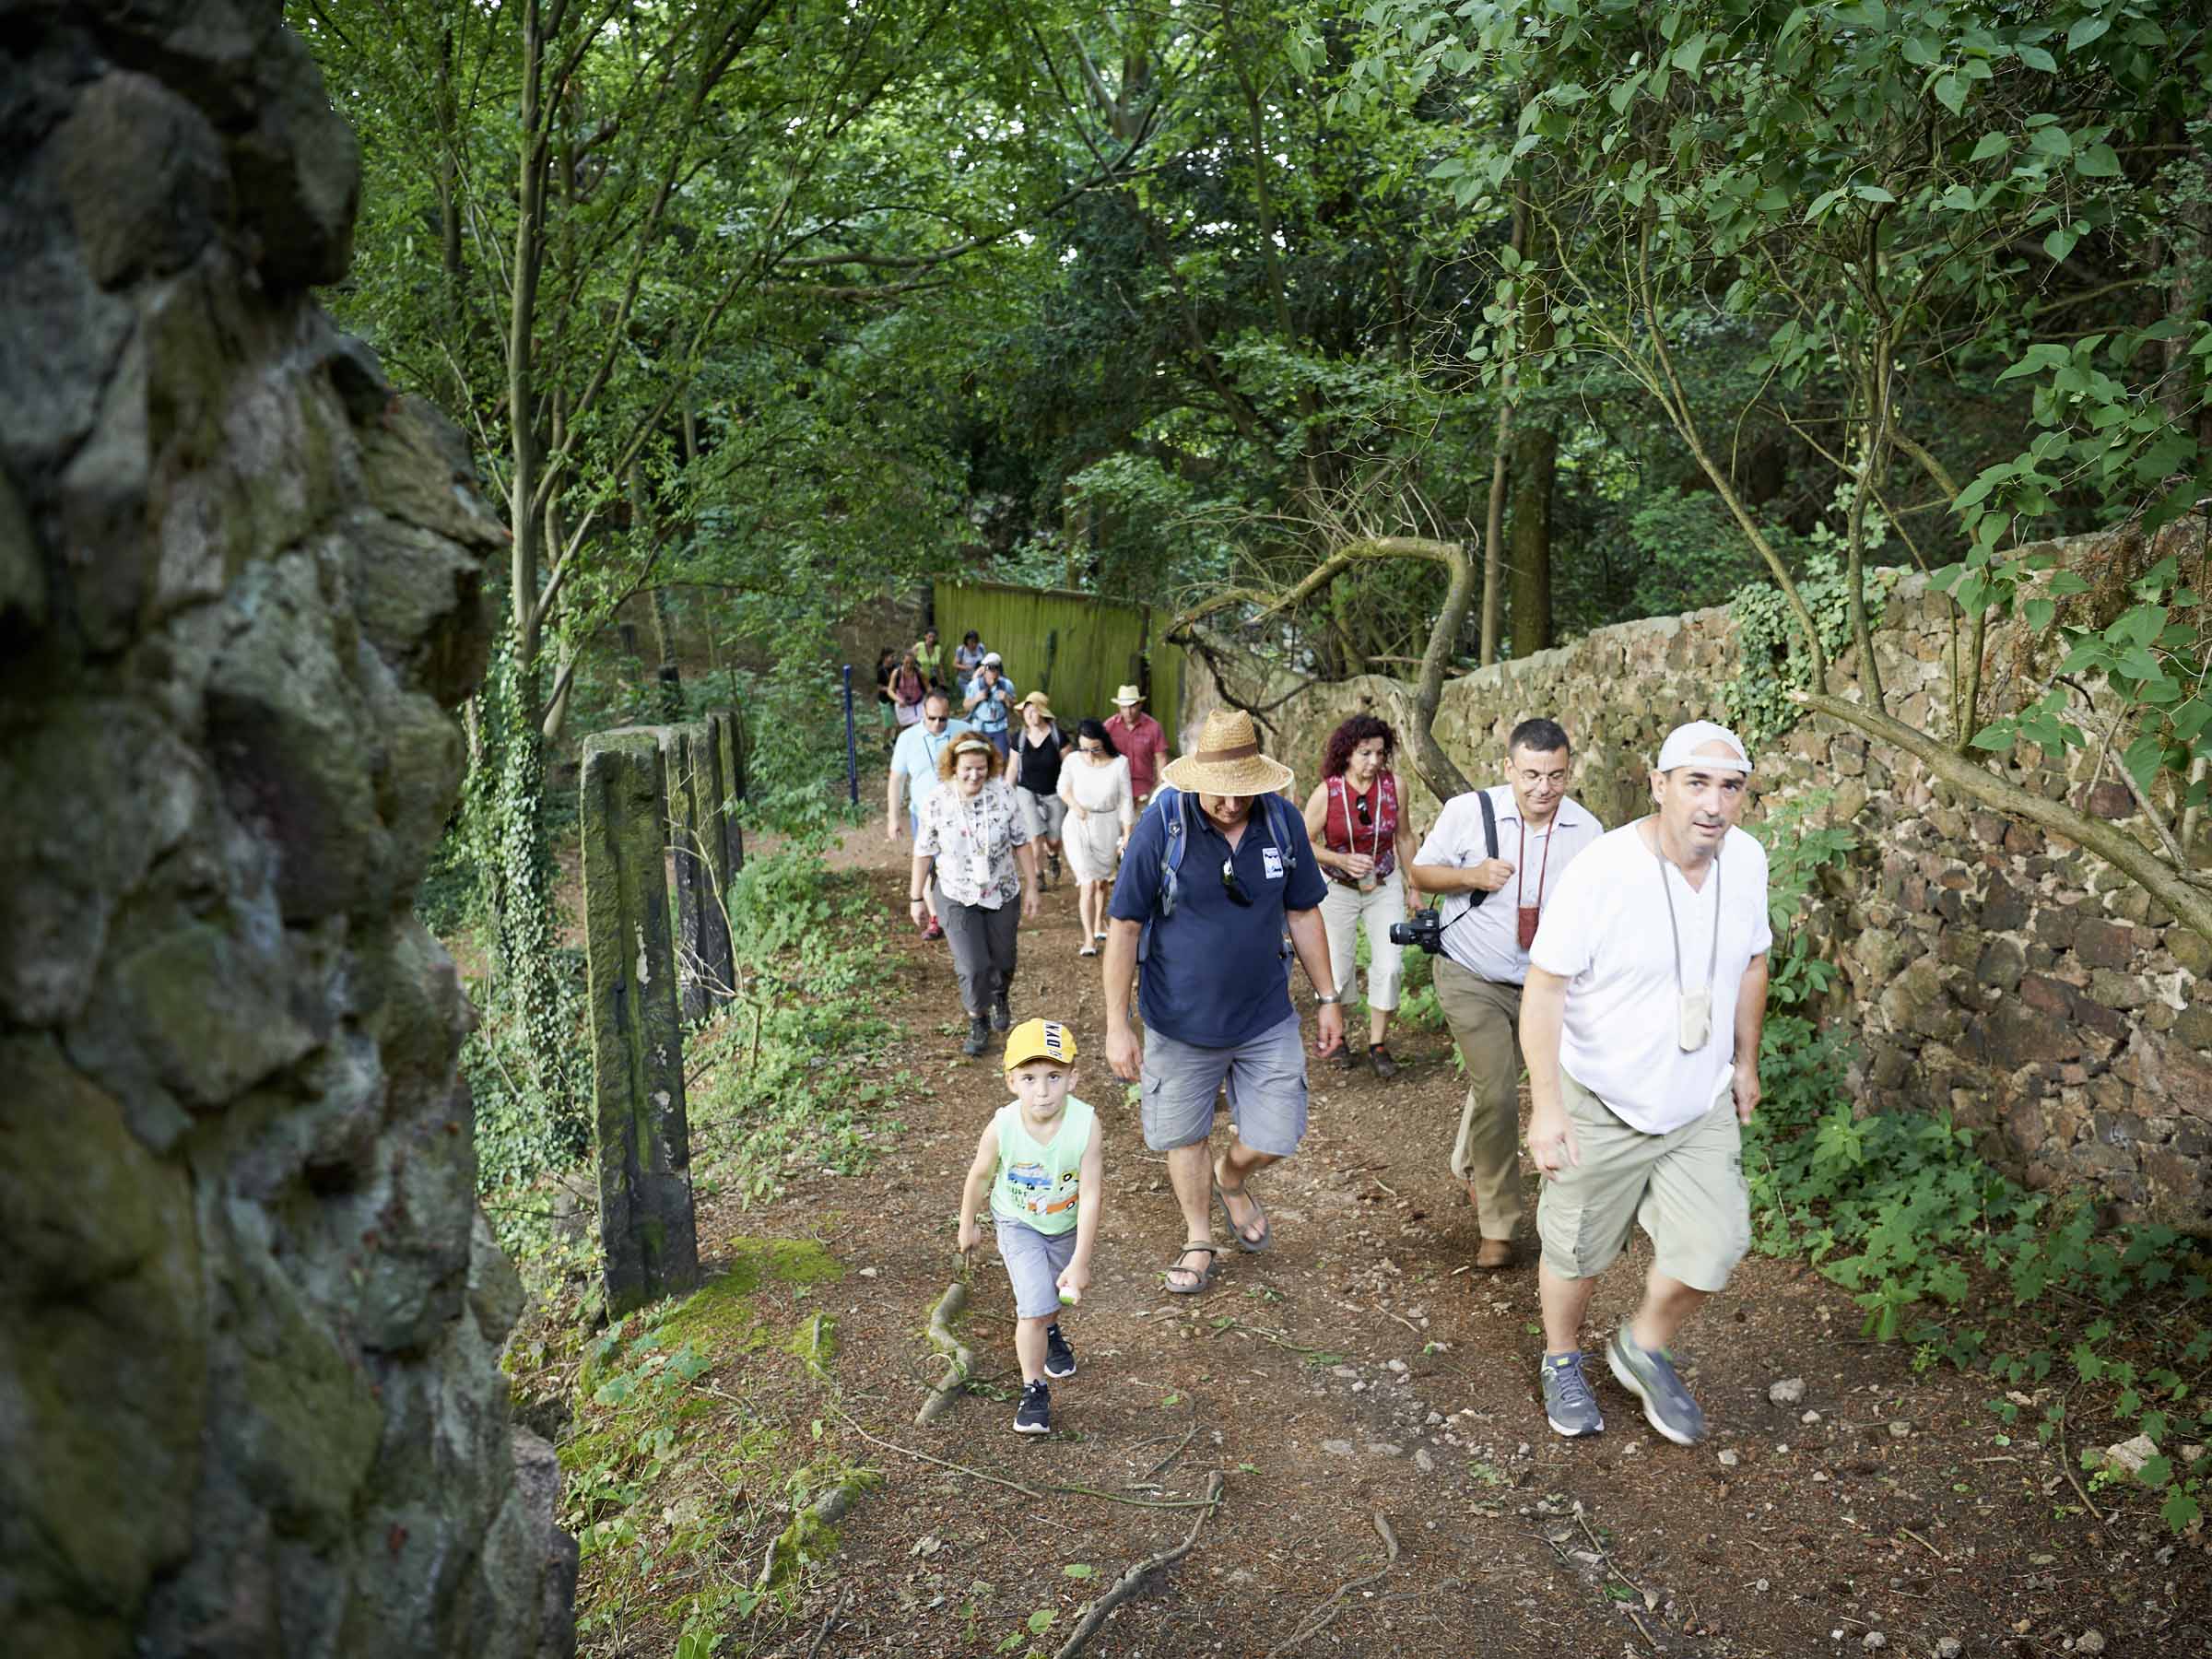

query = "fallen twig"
835;1409;1227;1510
915;1275;973;1427
1143;1423;1200;1482
1576;1512;1648;1599
1051;1471;1227;1659
1260;1512;1401;1658
1896;1526;1946;1561
2053;1388;2109;1531
802;1586;853;1659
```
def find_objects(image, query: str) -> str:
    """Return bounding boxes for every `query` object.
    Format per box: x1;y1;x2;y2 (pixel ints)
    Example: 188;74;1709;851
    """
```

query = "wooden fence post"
580;729;700;1315
667;721;734;1019
710;708;747;883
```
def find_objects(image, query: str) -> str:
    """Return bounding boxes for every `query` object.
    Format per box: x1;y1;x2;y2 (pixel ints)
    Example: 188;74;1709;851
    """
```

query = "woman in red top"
1301;714;1413;1078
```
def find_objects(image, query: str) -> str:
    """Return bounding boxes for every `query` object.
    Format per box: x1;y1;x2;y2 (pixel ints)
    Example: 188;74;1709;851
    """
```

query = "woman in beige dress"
1057;718;1135;957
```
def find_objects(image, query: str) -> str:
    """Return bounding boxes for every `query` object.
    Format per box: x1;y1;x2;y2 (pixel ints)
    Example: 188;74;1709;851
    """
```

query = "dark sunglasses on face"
924;713;947;724
1220;857;1253;907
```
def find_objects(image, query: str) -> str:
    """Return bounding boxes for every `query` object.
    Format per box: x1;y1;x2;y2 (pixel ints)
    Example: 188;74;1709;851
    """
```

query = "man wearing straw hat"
1518;720;1771;1447
1105;684;1170;807
1103;708;1345;1294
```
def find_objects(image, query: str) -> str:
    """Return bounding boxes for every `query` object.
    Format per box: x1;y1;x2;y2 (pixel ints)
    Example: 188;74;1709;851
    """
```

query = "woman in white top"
1056;718;1135;957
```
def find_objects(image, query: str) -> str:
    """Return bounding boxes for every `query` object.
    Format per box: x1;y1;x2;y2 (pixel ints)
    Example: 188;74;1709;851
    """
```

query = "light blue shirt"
892;717;974;826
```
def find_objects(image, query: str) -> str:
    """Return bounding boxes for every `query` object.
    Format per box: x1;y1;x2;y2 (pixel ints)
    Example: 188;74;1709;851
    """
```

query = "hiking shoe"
1042;1322;1077;1379
1336;1041;1359;1069
1540;1350;1605;1438
1369;1043;1399;1079
1606;1328;1707;1445
1014;1381;1051;1435
991;994;1012;1032
961;1016;990;1057
921;916;944;942
1047;852;1062;885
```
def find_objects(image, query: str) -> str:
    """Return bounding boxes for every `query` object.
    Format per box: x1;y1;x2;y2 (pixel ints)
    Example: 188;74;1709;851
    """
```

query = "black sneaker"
1042;1322;1077;1379
990;994;1012;1032
962;1016;990;1057
1014;1380;1051;1434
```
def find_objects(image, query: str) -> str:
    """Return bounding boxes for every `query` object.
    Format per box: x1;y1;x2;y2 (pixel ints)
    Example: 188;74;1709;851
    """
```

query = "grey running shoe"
1014;1380;1051;1434
962;1016;990;1057
991;993;1012;1032
1606;1327;1707;1445
1539;1350;1604;1438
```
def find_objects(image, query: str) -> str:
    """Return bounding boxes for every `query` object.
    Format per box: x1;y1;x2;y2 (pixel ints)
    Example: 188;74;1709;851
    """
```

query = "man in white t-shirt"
1518;720;1772;1447
1409;717;1604;1269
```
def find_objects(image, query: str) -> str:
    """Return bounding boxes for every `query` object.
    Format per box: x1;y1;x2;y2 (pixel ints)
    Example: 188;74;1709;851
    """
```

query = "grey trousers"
940;895;1018;1017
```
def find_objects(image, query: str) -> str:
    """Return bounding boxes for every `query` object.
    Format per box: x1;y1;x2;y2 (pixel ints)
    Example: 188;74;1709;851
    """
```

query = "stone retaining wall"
1;4;574;1652
1183;528;2211;1229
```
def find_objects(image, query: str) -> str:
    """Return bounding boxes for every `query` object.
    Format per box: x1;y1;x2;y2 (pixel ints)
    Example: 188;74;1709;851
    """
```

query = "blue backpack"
1135;785;1300;963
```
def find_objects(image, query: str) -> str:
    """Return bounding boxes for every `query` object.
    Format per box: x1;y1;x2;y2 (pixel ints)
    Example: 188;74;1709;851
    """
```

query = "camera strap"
1654;833;1721;1049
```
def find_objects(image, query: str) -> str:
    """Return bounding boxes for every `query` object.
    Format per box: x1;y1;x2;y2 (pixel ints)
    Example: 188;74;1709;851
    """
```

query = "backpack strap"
1469;787;1499;909
1137;787;1191;964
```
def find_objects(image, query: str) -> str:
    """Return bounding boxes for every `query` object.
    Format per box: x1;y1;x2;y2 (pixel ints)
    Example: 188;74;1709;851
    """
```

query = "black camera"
1389;906;1444;955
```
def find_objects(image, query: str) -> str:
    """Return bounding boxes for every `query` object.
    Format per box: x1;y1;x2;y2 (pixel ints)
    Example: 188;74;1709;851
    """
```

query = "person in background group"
1303;714;1411;1079
1103;709;1343;1296
1058;718;1134;958
913;627;946;690
1520;721;1770;1446
965;652;1016;755
954;629;986;694
1104;685;1169;806
913;734;1041;1056
887;690;974;941
888;650;927;728
874;646;899;739
1006;692;1067;889
1409;717;1603;1270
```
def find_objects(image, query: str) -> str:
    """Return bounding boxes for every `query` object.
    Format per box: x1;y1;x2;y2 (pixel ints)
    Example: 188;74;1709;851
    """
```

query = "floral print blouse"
916;779;1030;909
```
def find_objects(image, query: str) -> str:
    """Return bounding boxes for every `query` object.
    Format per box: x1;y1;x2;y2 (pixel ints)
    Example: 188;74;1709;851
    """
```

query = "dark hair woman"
1056;718;1132;956
875;647;899;736
1301;714;1406;1077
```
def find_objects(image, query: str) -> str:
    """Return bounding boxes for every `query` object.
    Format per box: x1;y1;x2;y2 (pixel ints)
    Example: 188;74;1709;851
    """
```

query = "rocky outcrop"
0;3;574;1654
1182;528;2212;1230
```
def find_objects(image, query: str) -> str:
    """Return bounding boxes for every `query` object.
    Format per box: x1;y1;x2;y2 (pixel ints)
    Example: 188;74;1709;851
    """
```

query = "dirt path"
714;830;2203;1659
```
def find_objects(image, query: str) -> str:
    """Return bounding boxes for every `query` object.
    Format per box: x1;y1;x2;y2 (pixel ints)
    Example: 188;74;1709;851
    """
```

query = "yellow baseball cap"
1003;1018;1078;1071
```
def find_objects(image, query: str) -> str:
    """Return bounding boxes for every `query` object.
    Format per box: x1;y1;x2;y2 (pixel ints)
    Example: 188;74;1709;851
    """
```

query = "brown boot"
1474;1238;1516;1270
1368;1042;1399;1079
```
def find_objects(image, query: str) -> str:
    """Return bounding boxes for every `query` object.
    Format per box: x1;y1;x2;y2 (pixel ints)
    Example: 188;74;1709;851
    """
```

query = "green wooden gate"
932;579;1184;732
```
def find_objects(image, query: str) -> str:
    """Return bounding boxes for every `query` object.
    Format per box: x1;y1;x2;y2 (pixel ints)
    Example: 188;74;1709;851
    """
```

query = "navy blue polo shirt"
1109;793;1329;1048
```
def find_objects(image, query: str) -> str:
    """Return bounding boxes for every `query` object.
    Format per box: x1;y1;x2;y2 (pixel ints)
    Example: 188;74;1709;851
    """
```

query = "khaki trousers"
1432;958;1524;1241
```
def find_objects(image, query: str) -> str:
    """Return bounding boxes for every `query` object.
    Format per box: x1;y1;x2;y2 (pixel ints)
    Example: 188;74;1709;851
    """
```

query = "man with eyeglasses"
1409;717;1605;1272
888;691;974;940
1102;708;1343;1295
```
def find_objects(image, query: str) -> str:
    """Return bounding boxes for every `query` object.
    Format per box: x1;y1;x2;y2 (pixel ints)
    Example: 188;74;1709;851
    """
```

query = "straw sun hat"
1159;708;1294;796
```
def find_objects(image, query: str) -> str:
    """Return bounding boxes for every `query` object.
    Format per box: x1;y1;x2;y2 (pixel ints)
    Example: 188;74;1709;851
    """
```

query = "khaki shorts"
1535;1069;1749;1293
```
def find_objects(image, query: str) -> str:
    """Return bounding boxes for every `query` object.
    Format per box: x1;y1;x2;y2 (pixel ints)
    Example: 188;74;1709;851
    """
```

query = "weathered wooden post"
709;708;747;883
668;721;735;1019
581;730;700;1314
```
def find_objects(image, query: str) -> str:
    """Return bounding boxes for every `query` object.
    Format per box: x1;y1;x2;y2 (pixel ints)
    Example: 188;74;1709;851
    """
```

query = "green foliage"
686;848;905;1206
1723;551;1899;746
1744;806;2210;1534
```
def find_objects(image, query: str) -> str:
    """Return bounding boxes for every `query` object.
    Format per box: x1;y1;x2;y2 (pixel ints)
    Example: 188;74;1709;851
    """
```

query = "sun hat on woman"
1018;690;1053;713
1160;707;1294;796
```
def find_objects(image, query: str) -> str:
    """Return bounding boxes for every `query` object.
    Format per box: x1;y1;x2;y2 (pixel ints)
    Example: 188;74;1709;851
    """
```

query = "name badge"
1261;846;1284;881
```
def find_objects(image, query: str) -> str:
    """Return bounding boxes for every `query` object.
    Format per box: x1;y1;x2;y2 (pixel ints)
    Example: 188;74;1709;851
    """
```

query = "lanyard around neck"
1653;829;1720;996
1516;810;1555;910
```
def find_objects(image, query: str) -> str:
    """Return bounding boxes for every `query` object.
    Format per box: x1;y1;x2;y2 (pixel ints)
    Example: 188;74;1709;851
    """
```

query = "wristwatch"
1315;992;1342;1005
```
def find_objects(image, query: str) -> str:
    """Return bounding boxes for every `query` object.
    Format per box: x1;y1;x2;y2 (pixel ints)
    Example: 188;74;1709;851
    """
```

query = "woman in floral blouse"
912;734;1041;1056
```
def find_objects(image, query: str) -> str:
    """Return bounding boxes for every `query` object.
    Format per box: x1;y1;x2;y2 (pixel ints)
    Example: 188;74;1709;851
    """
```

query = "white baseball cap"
1655;720;1752;774
982;652;1003;667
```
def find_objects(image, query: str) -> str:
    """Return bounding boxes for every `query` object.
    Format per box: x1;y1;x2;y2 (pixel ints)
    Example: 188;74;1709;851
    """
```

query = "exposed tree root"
1260;1512;1401;1658
1051;1471;1228;1659
914;1277;972;1426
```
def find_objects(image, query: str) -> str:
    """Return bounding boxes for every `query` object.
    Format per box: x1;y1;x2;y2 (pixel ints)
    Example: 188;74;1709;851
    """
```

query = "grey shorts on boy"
994;1218;1077;1318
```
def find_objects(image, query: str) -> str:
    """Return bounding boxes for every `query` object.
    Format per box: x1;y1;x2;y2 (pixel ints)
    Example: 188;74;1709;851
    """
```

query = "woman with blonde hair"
913;733;1041;1055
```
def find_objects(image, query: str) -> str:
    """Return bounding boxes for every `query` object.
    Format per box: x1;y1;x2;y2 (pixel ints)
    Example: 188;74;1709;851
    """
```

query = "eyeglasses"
1220;858;1253;907
1079;743;1103;755
924;713;947;725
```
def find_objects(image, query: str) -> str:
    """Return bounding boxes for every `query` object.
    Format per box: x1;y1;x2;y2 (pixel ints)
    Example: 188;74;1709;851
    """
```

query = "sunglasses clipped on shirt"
1220;857;1253;907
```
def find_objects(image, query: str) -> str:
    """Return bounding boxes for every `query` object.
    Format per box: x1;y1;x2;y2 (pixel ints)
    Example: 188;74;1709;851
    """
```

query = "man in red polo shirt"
1104;684;1170;806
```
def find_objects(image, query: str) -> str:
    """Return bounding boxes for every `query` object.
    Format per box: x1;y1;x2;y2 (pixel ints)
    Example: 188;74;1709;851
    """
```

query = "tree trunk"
1509;422;1555;658
649;586;682;719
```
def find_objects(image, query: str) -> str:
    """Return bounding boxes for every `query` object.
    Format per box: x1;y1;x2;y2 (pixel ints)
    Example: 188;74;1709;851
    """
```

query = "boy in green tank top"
958;1018;1105;1434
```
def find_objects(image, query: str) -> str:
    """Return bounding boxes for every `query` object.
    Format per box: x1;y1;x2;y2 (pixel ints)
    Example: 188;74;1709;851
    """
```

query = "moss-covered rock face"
0;5;574;1653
